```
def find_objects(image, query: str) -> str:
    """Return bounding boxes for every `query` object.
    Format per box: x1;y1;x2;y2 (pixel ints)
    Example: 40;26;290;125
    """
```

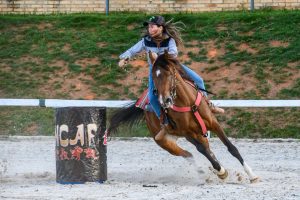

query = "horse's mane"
154;53;214;95
154;54;193;82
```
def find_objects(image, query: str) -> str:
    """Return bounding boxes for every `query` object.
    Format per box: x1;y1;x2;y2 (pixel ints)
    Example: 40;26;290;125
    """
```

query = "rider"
119;16;224;136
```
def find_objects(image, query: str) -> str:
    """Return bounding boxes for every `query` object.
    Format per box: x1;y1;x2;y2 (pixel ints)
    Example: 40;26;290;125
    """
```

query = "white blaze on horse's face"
156;69;161;77
159;94;164;105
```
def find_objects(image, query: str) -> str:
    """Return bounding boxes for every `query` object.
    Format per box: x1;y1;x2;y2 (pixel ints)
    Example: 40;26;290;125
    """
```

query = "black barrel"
55;107;107;184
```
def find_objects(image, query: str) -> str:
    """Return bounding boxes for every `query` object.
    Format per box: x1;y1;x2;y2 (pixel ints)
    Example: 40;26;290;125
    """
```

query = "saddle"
135;88;171;127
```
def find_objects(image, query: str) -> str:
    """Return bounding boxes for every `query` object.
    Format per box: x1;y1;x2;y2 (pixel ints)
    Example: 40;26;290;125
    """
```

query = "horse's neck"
174;73;197;106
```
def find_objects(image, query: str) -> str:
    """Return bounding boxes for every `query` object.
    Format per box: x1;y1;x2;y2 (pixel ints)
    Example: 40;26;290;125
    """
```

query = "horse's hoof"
250;176;260;183
217;169;228;180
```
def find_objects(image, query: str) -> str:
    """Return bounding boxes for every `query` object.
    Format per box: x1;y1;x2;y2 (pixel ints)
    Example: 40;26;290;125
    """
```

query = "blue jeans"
148;64;206;118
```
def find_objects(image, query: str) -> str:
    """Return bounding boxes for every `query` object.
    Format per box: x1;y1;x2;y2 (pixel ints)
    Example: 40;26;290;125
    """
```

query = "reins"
170;66;177;100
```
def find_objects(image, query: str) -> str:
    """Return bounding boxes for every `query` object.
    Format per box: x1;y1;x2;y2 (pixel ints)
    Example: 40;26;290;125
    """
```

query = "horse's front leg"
210;120;260;183
145;112;193;158
186;135;228;180
154;133;193;158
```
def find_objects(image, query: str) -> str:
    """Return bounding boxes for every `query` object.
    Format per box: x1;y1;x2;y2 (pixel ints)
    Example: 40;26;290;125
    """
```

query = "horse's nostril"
166;97;172;104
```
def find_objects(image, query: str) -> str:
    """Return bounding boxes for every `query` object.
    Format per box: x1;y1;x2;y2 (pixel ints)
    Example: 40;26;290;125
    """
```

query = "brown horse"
108;51;259;183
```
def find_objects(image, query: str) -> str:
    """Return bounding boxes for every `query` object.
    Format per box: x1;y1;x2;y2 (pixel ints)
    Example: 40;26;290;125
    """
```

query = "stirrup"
209;102;225;114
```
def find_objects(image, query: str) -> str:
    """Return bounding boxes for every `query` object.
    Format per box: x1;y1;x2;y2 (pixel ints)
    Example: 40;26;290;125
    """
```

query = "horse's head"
150;51;180;109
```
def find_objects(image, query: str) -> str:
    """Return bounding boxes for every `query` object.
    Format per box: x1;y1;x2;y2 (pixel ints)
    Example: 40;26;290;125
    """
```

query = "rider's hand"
118;58;129;68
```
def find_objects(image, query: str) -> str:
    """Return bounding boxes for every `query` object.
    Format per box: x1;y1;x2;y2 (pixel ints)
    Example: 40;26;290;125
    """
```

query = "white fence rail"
0;99;300;108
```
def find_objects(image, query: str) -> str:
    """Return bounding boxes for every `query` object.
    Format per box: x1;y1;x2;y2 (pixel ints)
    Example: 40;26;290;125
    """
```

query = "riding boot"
204;97;225;114
209;101;225;114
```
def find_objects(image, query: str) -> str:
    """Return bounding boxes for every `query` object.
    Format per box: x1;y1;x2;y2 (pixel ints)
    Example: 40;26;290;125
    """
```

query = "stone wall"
0;0;299;14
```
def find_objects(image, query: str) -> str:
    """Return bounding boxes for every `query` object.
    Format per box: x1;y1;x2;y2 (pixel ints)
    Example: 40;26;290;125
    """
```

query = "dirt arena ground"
0;136;299;200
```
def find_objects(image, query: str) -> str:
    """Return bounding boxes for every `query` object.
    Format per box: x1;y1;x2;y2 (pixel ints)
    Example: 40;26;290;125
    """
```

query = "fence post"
250;0;255;11
106;0;109;15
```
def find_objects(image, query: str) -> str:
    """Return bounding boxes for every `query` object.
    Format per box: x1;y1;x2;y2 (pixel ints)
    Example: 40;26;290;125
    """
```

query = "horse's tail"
107;102;144;136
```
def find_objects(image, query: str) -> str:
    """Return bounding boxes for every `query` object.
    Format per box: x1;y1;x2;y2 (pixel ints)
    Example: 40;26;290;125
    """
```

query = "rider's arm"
119;39;145;60
168;38;178;58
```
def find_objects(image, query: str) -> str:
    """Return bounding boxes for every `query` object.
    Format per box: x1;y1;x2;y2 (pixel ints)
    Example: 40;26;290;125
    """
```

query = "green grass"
221;108;300;138
1;11;299;99
0;10;300;137
0;107;54;136
1;107;298;139
278;78;300;98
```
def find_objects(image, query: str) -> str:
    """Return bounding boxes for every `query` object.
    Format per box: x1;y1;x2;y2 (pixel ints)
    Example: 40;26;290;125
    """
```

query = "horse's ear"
149;51;158;65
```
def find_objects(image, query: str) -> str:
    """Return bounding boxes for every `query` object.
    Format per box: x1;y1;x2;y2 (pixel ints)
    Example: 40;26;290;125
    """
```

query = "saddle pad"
135;89;150;110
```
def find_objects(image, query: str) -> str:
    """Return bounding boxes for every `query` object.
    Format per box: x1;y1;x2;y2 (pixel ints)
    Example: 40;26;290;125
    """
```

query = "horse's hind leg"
210;119;259;183
186;135;228;180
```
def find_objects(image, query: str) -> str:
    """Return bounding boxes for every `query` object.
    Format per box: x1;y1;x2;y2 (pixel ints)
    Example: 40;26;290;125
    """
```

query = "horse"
107;51;259;183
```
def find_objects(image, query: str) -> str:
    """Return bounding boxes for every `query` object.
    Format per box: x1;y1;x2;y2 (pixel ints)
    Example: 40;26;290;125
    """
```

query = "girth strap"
171;92;208;137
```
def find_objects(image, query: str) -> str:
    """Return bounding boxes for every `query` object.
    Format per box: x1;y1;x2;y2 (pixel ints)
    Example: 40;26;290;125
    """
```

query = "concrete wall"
0;0;299;14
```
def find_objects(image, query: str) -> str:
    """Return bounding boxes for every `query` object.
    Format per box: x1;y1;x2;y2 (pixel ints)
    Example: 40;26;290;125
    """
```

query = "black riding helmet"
143;16;165;27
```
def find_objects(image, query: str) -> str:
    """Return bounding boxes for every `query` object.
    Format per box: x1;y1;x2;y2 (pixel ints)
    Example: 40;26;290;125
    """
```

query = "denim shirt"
119;36;178;65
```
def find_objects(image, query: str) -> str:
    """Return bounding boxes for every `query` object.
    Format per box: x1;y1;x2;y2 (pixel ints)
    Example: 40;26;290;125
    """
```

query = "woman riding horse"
108;50;259;183
118;15;224;138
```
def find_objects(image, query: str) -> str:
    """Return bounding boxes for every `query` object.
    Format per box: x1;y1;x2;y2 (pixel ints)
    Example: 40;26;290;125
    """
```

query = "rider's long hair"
163;19;186;47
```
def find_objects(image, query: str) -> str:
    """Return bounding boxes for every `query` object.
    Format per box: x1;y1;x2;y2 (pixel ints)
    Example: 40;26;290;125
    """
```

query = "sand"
0;136;299;200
